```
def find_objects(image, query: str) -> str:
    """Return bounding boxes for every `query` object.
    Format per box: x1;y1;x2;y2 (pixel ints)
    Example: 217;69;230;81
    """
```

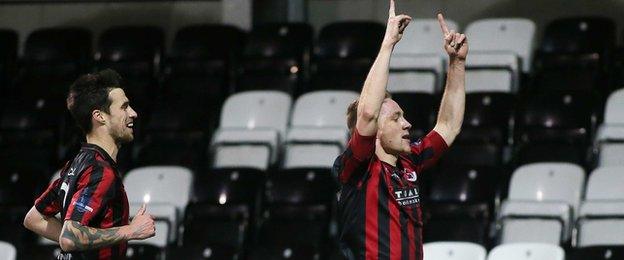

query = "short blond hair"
347;91;392;132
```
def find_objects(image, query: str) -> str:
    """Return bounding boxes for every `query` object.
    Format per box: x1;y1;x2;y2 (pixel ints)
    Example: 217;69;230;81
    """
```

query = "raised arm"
59;204;155;252
356;0;412;136
432;13;467;146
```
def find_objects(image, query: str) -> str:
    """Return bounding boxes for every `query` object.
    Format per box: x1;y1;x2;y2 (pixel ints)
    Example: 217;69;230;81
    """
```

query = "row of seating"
2;86;623;178
424;242;624;260
0;17;622;107
7;162;620;259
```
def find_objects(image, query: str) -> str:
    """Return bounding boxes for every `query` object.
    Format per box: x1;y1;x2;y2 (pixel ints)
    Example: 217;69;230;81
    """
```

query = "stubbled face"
377;98;412;155
103;88;138;144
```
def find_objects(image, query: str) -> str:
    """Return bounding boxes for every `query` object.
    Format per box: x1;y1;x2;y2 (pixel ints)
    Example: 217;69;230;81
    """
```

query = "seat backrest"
604;88;624;125
171;24;245;60
585;166;624;200
0;29;18;62
245;23;312;59
316;21;385;59
540;17;615;55
466;18;536;72
519;91;594;130
394;19;459;56
509;163;585;212
424;242;487;260
98;26;164;62
0;241;16;260
429;165;498;203
219;91;292;136
567;246;624;260
124;166;193;215
290;90;358;128
24;27;92;63
487;243;565;260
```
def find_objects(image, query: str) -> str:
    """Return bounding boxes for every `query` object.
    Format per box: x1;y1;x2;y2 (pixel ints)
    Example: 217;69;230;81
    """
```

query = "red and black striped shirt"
35;143;130;260
334;129;447;260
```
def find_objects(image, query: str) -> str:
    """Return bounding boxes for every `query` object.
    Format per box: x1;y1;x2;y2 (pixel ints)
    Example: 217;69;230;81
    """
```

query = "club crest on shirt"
405;171;417;182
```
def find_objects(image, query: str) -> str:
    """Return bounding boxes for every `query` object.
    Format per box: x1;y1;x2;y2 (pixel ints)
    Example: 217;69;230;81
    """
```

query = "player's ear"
92;110;106;125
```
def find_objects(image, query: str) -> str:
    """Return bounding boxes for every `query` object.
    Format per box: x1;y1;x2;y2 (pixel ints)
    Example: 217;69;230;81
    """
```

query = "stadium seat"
180;168;265;259
134;100;209;169
311;21;385;91
424;165;498;244
124;166;193;247
567;246;624;260
465;18;536;93
533;17;615;94
211;91;292;170
423;242;486;260
97;26;164;110
499;163;585;245
283;90;358;169
12;27;91;101
0;241;16;260
0;29;17;91
486;243;564;260
457;92;515;145
576;166;624;247
389;19;459;93
439;143;502;167
594;88;624;167
249;169;335;259
166;24;245;102
239;23;312;95
515;90;595;166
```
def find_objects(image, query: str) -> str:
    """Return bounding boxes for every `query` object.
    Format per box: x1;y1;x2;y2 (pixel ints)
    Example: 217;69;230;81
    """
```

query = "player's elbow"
357;106;378;123
23;212;34;231
23;207;39;231
59;236;77;252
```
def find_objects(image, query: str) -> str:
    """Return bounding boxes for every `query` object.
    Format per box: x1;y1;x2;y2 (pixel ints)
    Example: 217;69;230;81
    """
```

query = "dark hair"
347;91;392;132
66;69;123;134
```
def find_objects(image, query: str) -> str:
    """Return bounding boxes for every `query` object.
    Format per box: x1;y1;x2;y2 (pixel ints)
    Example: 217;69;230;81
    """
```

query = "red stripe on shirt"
365;168;380;260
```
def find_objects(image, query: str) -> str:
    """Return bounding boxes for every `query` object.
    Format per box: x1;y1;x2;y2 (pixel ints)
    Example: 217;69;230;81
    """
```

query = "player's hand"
127;203;155;240
438;13;468;61
383;0;412;46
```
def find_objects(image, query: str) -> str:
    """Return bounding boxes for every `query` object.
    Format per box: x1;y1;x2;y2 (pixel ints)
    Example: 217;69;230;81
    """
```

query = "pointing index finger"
437;13;450;35
389;0;396;17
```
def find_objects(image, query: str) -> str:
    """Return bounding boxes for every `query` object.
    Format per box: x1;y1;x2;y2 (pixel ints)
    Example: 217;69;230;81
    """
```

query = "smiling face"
102;88;138;144
377;98;412;155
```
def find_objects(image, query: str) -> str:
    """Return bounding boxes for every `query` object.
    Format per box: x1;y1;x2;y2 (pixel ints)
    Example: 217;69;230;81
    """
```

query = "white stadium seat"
424;242;487;260
124;166;193;247
500;163;585;244
389;19;459;93
487;243;564;260
465;18;536;93
577;166;624;246
211;91;292;170
284;90;358;168
595;88;624;167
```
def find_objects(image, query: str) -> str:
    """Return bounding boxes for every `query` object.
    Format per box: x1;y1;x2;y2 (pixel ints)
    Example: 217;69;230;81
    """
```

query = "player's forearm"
357;43;394;131
59;220;131;252
23;206;63;243
434;59;466;145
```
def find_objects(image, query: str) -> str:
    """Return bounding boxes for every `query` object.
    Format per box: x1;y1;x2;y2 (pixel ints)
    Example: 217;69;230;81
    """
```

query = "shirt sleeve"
65;163;117;225
333;129;376;184
34;178;62;216
409;130;449;171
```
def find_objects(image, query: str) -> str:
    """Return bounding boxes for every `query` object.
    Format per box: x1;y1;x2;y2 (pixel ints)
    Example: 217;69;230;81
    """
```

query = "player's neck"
86;133;119;162
376;141;398;166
